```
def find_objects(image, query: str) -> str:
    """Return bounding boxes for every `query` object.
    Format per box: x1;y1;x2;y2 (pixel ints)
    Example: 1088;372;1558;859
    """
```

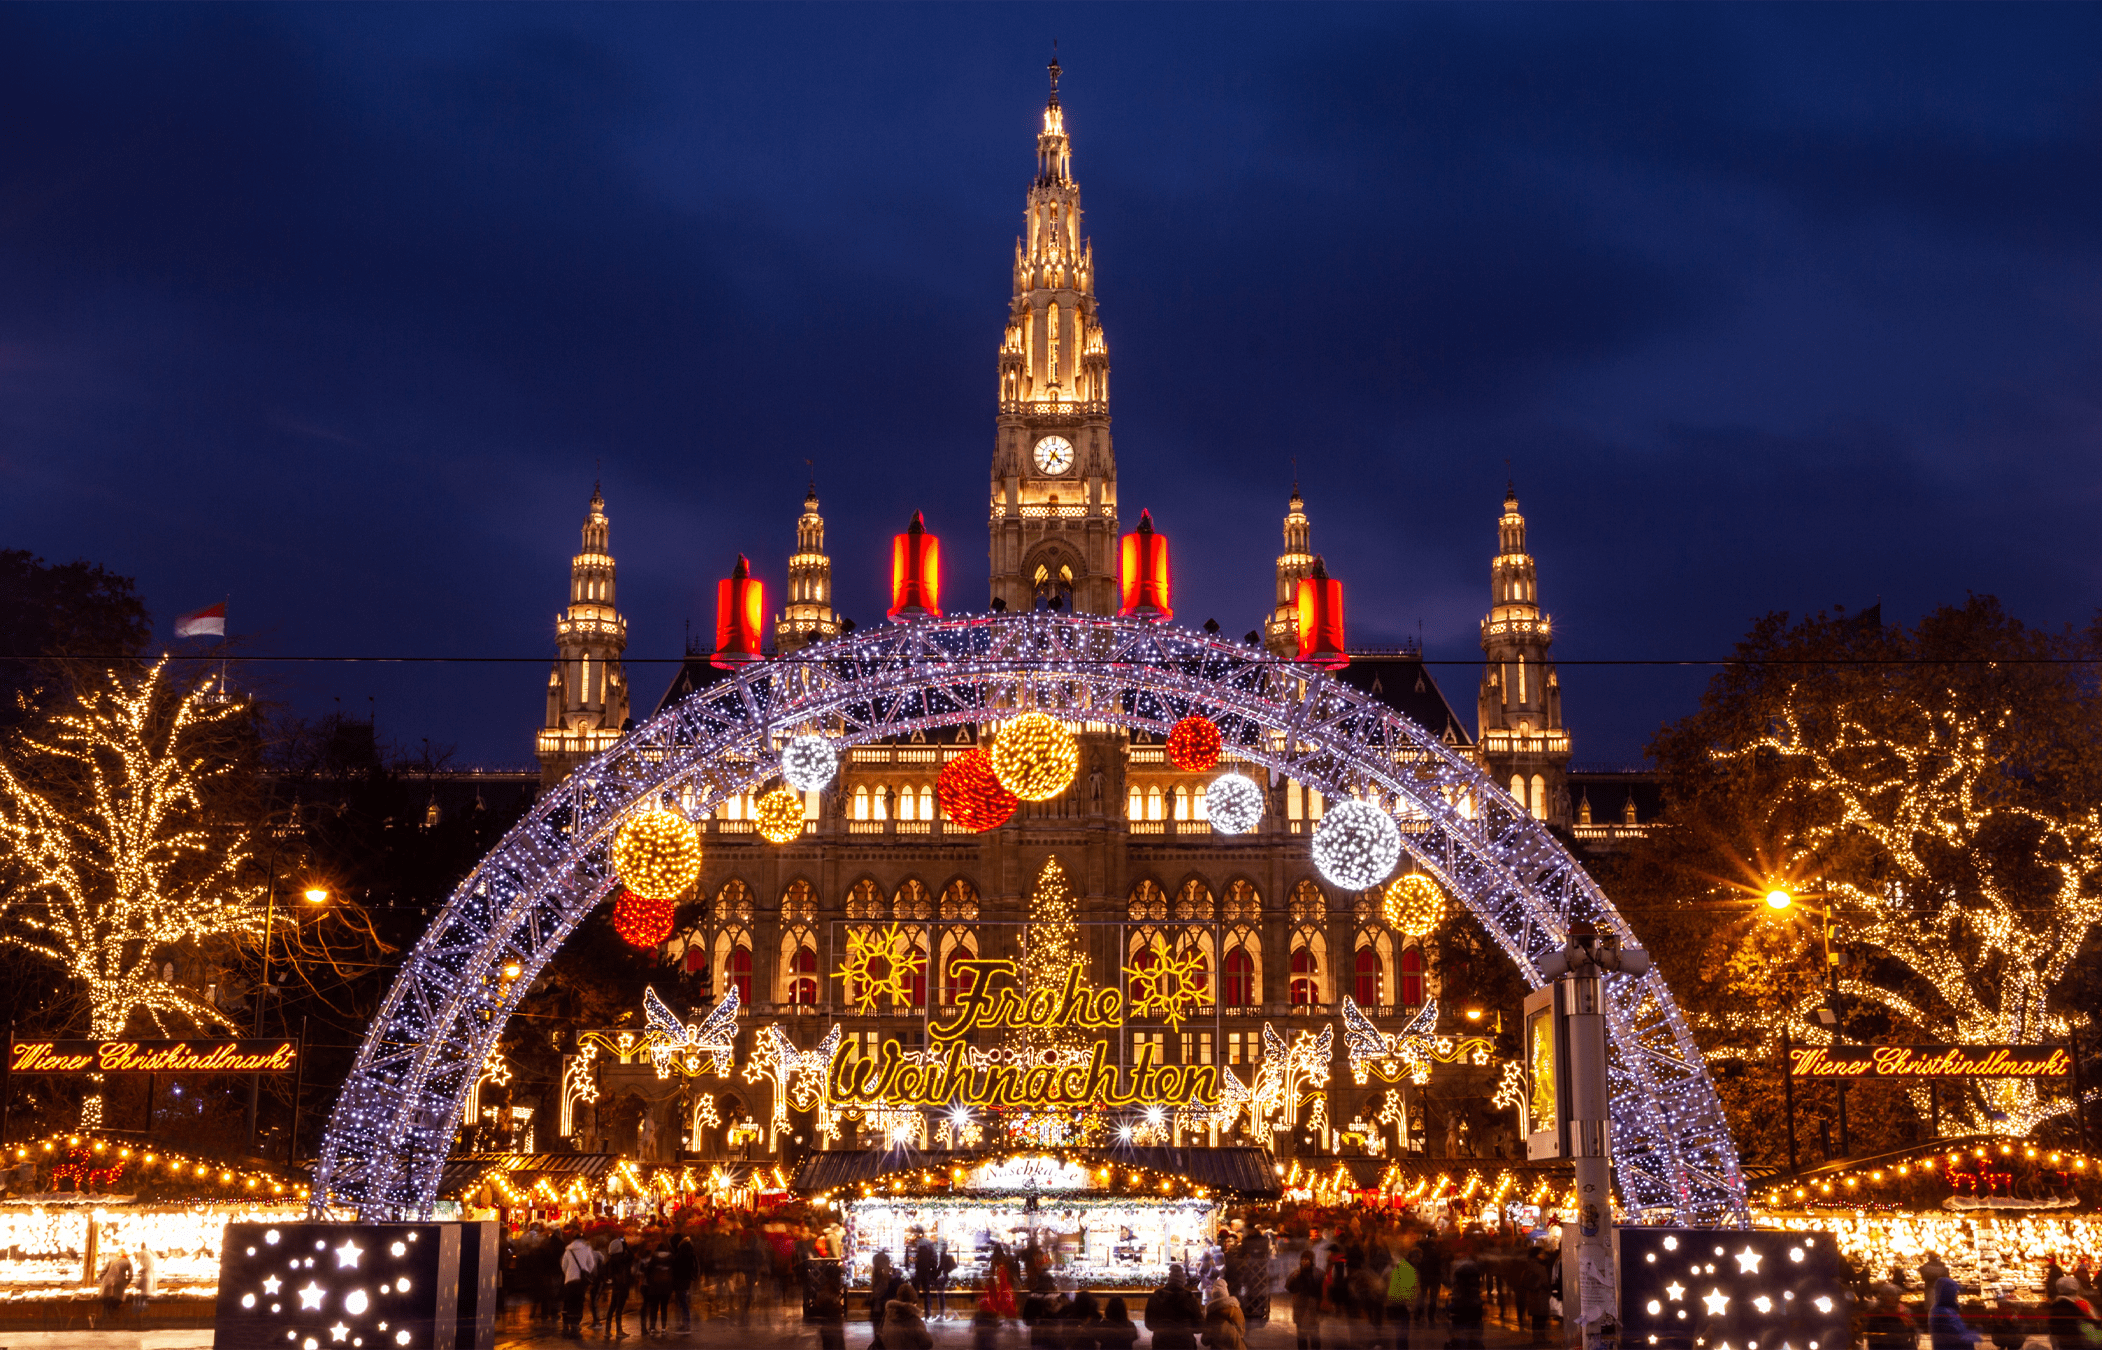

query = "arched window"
1175;879;1214;922
727;944;753;1004
1195;784;1209;820
788;945;818;1005
1147;787;1164;821
919;786;934;820
1129;880;1168;922
897;787;916;822
1354;947;1383;1007
1510;775;1526;807
1173;786;1190;820
781;879;816;923
1529;774;1547;821
1290;949;1320;1006
1128;787;1144;822
1224;880;1262;923
939;879;980;921
854;786;871;821
1224;947;1255;1007
714;880;753;923
1288;880;1325;924
906;941;928;1008
1400;946;1425;1008
846;879;881;920
894;879;933;921
944;941;978;1005
873;786;889;821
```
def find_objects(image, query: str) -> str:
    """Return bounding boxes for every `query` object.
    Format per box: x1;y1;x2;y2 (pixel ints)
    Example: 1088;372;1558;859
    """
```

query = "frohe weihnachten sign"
1788;1045;2070;1080
10;1039;299;1074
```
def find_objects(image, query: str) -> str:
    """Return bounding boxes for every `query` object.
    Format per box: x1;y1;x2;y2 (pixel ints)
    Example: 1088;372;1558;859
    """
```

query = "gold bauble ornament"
755;787;806;844
989;712;1080;802
1383;873;1446;937
611;805;704;899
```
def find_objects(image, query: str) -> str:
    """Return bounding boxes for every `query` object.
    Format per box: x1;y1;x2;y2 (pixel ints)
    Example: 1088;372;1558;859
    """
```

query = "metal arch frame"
311;613;1747;1223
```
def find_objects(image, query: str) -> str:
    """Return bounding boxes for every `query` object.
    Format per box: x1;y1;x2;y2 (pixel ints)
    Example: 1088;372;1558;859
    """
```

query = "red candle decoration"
888;511;941;620
712;554;766;668
1165;714;1222;772
1295;555;1349;669
937;747;1019;831
1117;508;1173;621
612;890;676;948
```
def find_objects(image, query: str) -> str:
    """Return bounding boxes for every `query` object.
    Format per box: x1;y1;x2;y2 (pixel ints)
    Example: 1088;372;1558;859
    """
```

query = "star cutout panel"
214;1223;460;1350
1621;1227;1852;1350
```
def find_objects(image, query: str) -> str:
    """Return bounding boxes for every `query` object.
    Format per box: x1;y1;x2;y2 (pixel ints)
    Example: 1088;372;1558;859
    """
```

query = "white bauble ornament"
1206;773;1265;836
780;734;839;793
1311;798;1402;892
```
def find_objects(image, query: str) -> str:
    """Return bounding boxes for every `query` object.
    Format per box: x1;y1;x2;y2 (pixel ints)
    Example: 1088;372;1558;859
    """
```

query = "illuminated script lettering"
1788;1044;2070;1080
9;1039;300;1075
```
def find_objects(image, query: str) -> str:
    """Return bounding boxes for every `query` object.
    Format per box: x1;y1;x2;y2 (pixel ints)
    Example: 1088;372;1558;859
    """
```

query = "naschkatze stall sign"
9;1039;299;1074
1788;1045;2069;1079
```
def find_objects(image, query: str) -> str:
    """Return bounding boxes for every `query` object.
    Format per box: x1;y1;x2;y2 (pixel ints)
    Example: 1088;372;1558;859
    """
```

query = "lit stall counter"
0;1201;306;1301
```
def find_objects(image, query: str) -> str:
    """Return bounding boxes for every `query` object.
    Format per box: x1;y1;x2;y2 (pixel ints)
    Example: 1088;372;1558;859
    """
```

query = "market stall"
795;1148;1278;1290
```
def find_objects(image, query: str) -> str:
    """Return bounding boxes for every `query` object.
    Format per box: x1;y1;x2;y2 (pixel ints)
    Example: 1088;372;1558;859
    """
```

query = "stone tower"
1264;484;1315;656
537;485;630;787
988;57;1119;615
774;482;840;654
1477;486;1570;824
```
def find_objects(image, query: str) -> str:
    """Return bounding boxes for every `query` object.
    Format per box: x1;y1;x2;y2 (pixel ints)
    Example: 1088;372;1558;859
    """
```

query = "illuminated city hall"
525;63;1644;1201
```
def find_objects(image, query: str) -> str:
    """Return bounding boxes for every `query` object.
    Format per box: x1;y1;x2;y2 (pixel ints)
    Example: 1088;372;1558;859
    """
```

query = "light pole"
246;882;328;1146
1767;887;1848;1157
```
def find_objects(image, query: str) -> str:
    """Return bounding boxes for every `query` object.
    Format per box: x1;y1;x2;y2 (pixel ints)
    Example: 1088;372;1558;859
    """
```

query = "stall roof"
438;1152;616;1198
793;1148;1282;1200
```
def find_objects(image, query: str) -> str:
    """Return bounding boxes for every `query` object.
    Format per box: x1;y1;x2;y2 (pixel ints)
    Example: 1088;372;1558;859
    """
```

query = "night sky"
4;4;2099;768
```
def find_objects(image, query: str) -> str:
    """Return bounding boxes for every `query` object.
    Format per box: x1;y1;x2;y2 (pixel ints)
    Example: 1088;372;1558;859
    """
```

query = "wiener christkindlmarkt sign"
9;1038;299;1074
1788;1044;2071;1080
825;958;1225;1111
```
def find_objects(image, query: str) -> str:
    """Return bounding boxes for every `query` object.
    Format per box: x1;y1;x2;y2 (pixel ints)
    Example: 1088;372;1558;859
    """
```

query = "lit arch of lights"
312;613;1746;1223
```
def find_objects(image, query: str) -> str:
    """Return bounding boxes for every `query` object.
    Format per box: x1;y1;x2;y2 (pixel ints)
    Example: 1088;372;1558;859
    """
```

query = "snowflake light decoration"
990;712;1079;801
611;805;703;899
753;788;804;844
1206;772;1264;835
779;734;839;792
831;923;925;1012
1122;937;1211;1030
1383;873;1446;936
1312;798;1401;891
1165;715;1222;772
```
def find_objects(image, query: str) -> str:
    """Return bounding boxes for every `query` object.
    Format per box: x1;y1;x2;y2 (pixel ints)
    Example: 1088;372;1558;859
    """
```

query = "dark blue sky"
4;4;2099;767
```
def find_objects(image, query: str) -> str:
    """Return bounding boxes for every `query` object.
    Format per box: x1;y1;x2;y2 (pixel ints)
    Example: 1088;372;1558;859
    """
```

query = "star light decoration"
310;611;1741;1227
989;712;1079;801
1620;1227;1851;1350
216;1222;452;1350
1205;773;1264;836
779;734;839;792
1122;937;1212;1031
610;805;703;900
1311;799;1402;892
753;788;805;844
832;924;925;1013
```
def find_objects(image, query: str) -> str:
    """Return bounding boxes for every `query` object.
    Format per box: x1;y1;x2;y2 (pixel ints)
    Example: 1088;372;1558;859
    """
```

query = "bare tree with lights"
1620;598;2102;1145
0;657;267;1126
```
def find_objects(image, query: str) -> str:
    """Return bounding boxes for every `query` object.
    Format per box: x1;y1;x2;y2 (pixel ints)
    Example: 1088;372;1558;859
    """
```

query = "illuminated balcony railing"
1480;731;1571;756
999;400;1107;418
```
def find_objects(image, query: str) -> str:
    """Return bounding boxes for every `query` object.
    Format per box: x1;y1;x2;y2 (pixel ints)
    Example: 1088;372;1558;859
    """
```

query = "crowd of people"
1862;1252;2102;1350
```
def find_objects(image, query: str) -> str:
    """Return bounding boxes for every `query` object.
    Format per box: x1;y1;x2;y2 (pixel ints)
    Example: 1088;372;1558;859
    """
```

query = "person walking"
96;1246;133;1326
1386;1246;1420;1350
1204;1278;1248;1350
2051;1279;2098;1350
1099;1295;1141;1350
911;1228;940;1318
642;1238;676;1335
1865;1283;1915;1350
604;1233;634;1339
1514;1248;1552;1349
1148;1266;1206;1350
811;1265;846;1350
1446;1253;1485;1350
1287;1250;1326;1350
561;1229;598;1340
672;1230;697;1331
1931;1277;1983;1350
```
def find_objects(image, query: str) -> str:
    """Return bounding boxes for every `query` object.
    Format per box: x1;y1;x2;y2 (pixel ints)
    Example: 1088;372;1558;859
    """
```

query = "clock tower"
989;57;1118;615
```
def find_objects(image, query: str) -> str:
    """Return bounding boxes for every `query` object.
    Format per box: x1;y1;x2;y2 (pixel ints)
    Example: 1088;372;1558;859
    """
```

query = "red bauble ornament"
613;889;676;948
1166;715;1223;772
937;747;1020;832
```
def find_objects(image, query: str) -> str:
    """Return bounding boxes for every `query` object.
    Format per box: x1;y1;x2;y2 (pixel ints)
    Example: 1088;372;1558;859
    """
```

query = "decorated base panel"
213;1223;460;1350
1619;1227;1851;1350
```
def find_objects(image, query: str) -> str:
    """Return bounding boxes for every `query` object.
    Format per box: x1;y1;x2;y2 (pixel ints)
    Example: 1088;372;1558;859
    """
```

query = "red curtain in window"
1354;948;1383;1007
789;945;818;1005
1400;946;1424;1008
1224;947;1255;1006
906;945;928;1008
944;946;978;1006
728;945;753;1004
1290;949;1319;1005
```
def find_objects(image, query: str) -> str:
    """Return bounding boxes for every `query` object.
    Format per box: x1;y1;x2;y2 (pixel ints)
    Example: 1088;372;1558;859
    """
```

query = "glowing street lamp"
303;887;330;904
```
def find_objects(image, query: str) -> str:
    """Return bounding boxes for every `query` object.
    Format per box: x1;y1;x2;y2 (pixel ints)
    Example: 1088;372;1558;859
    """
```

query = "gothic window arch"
778;927;819;1006
939;926;979;1007
781;879;817;923
714;926;754;1004
714;880;754;924
1128;880;1168;923
853;785;872;821
1147;787;1164;821
1353;929;1395;1008
1126;926;1214;1005
1399;945;1426;1009
1173;786;1191;821
845;878;882;921
1127;787;1143;822
1289;929;1328;1006
1288;879;1326;924
1174;878;1214;922
1223;929;1262;1007
894;878;933;922
939;879;980;921
1222;879;1262;924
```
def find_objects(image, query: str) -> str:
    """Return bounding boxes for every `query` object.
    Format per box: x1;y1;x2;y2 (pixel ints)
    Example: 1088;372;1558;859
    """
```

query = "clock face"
1033;435;1075;475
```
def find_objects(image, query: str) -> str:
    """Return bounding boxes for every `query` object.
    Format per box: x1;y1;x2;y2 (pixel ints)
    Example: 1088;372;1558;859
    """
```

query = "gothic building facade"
532;67;1600;1164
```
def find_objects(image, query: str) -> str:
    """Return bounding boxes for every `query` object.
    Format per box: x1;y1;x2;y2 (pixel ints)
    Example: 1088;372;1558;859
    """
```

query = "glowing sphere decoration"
1165;714;1222;772
1311;798;1402;892
612;890;677;948
780;734;839;792
1383;873;1447;936
754;788;806;844
937;748;1019;831
610;806;703;899
1206;773;1265;836
989;712;1079;802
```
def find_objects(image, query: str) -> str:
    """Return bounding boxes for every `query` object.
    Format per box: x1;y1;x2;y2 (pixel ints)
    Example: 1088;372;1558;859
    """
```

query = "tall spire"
990;59;1118;615
1264;482;1314;656
777;480;840;654
537;485;630;786
1477;484;1570;825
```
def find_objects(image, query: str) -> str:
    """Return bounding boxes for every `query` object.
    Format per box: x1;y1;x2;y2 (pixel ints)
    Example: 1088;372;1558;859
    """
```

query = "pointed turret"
1477;485;1570;824
537;485;631;786
775;480;841;653
1264;483;1314;656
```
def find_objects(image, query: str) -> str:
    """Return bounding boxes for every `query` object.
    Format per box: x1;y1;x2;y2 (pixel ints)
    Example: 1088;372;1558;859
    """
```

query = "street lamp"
1765;885;1850;1157
303;887;329;904
250;879;330;1146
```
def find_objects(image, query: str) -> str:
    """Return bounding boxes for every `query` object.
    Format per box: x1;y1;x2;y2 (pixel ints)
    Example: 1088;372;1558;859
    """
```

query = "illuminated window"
1133;1032;1163;1067
788;946;818;1005
1224;946;1256;1006
1180;1031;1213;1065
1290;949;1320;1006
897;787;916;822
1173;786;1190;820
1227;1031;1260;1066
919;786;934;820
846;878;881;920
1128;787;1144;821
853;786;870;821
873;787;888;821
727;945;753;1004
1147;787;1164;821
1530;774;1547;821
939;879;979;921
1354;947;1382;1007
905;943;928;1008
1510;775;1526;806
1400;946;1425;1008
894;879;932;921
1195;785;1209;820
